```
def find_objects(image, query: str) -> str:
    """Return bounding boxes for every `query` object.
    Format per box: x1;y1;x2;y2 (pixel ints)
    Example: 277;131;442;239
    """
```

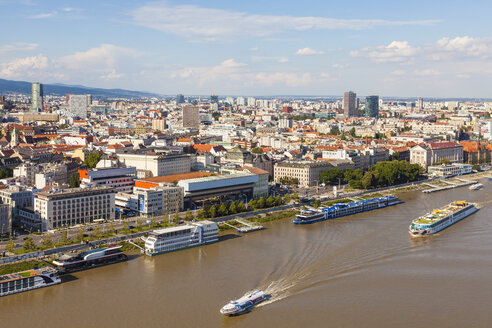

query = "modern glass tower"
343;91;357;117
365;95;379;118
31;82;44;112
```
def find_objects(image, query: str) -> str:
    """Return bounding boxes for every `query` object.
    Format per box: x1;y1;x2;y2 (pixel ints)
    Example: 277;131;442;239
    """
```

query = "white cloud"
0;42;38;54
413;69;441;76
29;12;56;19
250;47;259;52
100;69;125;80
253;72;314;87
332;63;349;69
130;4;440;42
0;44;141;82
390;69;407;76
170;59;246;85
278;58;289;63
351;41;419;63
0;54;49;78
435;36;492;59
296;48;325;56
58;44;141;71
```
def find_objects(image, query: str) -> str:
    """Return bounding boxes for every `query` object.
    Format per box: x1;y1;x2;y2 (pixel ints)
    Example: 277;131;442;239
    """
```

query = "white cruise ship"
143;220;219;256
0;267;61;297
409;200;478;237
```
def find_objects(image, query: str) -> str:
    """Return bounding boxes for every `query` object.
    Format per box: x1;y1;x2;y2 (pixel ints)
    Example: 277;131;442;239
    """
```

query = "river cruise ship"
52;245;127;273
293;196;401;224
0;267;60;297
409;200;478;237
143;220;219;256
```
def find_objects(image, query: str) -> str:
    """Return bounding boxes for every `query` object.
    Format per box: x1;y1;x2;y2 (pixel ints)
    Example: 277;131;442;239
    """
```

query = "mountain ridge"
0;78;160;99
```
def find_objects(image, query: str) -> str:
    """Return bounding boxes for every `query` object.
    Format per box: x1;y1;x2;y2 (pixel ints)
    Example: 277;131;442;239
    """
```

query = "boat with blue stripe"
293;196;402;224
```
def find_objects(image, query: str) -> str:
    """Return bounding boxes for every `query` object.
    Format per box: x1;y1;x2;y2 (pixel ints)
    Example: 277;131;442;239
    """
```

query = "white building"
79;167;137;193
34;187;115;231
68;95;89;119
117;153;192;177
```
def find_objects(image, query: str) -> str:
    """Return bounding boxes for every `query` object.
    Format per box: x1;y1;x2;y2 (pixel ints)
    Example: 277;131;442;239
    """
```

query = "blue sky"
1;0;491;97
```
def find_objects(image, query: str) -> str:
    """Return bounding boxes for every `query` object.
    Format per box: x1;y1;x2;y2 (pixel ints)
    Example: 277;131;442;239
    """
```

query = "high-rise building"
152;118;166;131
31;82;43;112
68;95;89;118
418;97;424;110
365;96;379;118
176;94;185;104
210;94;219;103
182;105;200;129
247;97;256;106
343;91;357;117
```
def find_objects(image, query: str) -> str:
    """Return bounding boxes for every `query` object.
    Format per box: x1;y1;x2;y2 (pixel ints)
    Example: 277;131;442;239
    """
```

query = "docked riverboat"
143;220;218;256
409;200;478;237
0;267;60;297
220;290;266;316
52;244;127;273
469;183;483;191
293;196;401;224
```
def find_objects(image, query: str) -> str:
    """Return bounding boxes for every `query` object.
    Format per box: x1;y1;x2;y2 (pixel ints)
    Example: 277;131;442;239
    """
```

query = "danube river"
1;179;491;328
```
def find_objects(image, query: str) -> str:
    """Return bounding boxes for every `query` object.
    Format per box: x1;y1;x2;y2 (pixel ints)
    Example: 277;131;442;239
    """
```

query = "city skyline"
0;1;491;97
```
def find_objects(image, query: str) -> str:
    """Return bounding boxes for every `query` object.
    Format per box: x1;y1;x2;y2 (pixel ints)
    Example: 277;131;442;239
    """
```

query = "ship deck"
413;202;469;225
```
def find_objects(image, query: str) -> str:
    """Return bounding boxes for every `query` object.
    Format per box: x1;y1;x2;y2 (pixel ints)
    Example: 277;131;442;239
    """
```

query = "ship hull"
409;204;478;237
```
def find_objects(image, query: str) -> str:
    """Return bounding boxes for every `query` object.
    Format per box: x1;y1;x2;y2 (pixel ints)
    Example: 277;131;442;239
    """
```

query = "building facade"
183;105;200;129
68;95;89;119
274;161;333;187
79;167;137;193
365;95;379;118
410;142;464;168
117;153;192;177
34;187;115;231
0;204;11;236
31;82;43;112
343;91;357;117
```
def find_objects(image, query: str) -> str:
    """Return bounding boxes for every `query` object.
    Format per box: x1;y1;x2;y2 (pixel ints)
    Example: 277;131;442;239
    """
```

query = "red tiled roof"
428;142;461;149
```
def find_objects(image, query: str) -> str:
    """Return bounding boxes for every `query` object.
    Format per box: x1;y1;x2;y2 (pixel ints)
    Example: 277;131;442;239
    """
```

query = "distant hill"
0;78;160;99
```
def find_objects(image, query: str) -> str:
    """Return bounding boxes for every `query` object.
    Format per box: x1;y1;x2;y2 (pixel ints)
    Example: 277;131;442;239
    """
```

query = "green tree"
61;230;68;244
362;171;376;189
5;239;14;252
150;218;157;228
185;209;194;221
257;197;266;209
77;228;84;240
236;201;246;213
83;152;102;169
228;201;237;214
173;212;181;224
251;147;263;154
218;203;229;216
284;193;291;204
109;223;115;234
197;208;207;219
265;196;275;208
329;127;341;135
42;235;52;247
314;199;320;208
93;226;101;239
69;172;80;188
472;164;481;171
320;167;344;185
292;191;299;201
437;158;452;165
247;199;256;210
208;205;217;218
349;127;356;137
23;236;35;251
122;220;129;234
274;195;283;206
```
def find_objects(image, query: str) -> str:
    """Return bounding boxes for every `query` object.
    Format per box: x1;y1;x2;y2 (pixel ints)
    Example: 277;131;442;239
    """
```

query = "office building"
31;82;43;112
117;153;192;177
410;142;464;168
365;96;379;118
343;91;357;117
176;94;185;104
274;161;333;187
78;167;137;193
34;186;115;230
0;204;11;236
418;97;424;110
183;105;200;129
68;95;89;119
152;118;166;132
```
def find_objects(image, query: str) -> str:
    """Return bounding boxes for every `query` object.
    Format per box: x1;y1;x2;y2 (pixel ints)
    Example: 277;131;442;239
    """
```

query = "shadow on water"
60;274;78;283
219;234;242;242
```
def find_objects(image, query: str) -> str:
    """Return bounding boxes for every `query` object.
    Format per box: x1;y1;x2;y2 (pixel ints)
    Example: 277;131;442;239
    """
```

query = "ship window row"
1;277;35;293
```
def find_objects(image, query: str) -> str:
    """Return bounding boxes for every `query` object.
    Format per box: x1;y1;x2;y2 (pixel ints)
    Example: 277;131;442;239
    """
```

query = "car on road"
128;225;136;229
87;227;94;231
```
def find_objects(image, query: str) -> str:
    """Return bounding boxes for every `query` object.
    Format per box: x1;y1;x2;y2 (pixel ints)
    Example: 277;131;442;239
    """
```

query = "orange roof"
193;144;213;152
177;138;192;143
239;166;268;175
